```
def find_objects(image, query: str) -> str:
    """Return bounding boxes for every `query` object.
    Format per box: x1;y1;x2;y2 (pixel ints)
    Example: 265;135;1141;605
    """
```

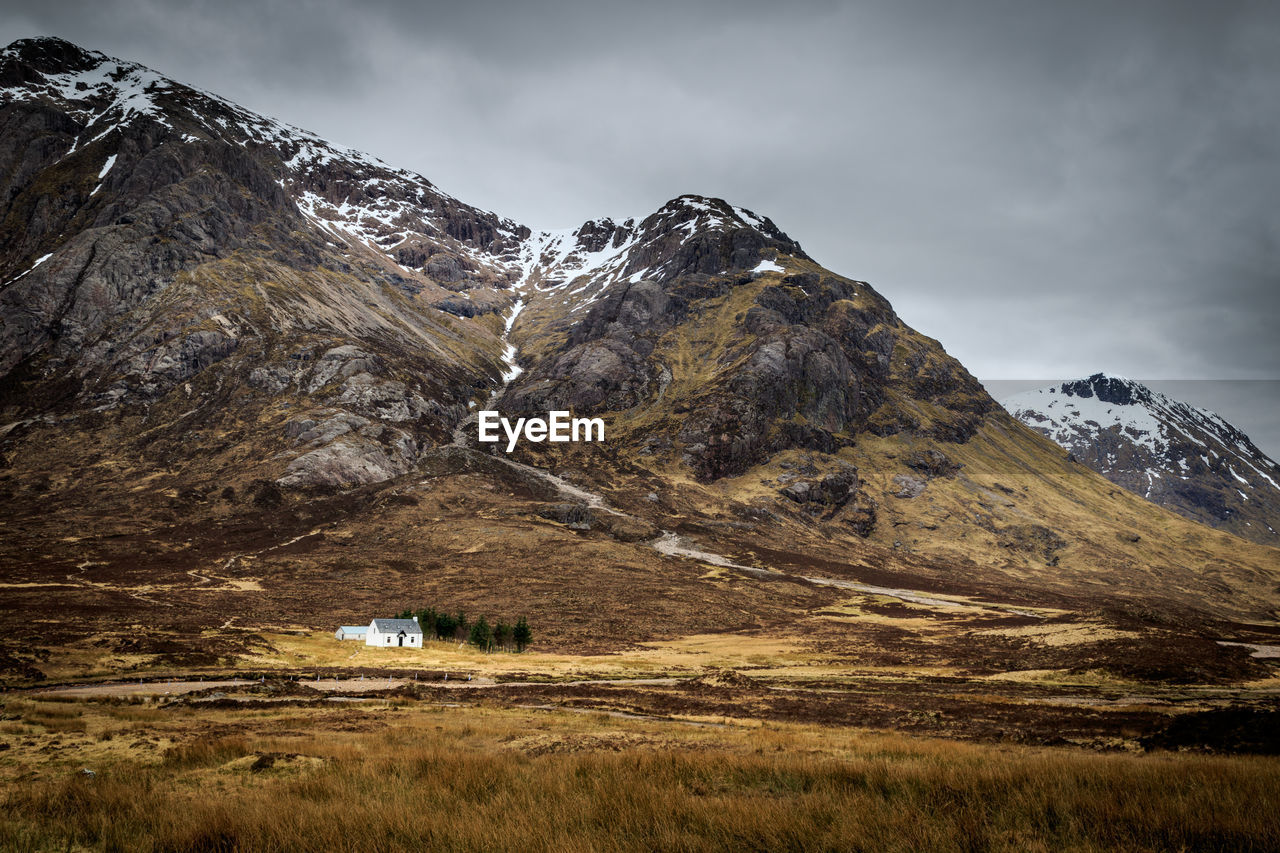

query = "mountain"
1003;374;1280;545
0;35;992;496
1;38;1278;681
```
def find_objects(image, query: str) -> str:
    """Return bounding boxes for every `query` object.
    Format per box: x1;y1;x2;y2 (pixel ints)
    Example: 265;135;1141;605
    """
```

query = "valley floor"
1;693;1278;852
12;632;1280;752
3;633;1280;851
5;481;1279;849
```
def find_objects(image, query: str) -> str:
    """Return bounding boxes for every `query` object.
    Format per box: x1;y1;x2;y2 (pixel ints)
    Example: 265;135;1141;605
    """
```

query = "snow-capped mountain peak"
1;37;812;324
1;36;529;292
1003;374;1280;544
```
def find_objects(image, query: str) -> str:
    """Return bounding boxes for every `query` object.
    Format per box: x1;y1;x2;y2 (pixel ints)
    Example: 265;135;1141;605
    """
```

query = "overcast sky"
2;0;1277;453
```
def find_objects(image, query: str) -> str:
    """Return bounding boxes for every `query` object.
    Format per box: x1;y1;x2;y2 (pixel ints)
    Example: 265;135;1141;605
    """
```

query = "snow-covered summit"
0;36;527;285
1003;374;1280;544
1002;374;1252;462
510;194;806;314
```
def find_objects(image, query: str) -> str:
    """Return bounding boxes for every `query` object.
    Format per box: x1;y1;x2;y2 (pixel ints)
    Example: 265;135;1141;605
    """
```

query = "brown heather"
2;700;1277;852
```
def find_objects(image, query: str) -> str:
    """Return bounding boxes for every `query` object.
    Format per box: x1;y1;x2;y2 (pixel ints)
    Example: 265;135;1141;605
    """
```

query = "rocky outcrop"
619;196;807;284
433;296;498;318
333;376;431;424
302;347;379;393
778;464;858;510
274;409;418;488
124;329;239;397
501;278;683;413
537;502;659;542
676;275;897;480
276;435;417;489
892;474;927;499
906;449;960;478
773;462;877;534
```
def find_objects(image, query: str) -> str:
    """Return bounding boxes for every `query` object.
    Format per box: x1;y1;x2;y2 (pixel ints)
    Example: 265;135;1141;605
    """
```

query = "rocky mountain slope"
0;36;538;489
0;38;1277;678
1003;374;1280;545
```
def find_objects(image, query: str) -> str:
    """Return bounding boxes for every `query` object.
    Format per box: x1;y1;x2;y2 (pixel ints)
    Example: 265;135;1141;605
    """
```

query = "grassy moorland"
1;696;1278;852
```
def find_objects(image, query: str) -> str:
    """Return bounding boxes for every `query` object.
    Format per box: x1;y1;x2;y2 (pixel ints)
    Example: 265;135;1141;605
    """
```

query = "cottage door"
398;631;405;647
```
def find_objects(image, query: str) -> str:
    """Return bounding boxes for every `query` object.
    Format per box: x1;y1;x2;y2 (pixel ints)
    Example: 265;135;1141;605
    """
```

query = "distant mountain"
1003;374;1280;545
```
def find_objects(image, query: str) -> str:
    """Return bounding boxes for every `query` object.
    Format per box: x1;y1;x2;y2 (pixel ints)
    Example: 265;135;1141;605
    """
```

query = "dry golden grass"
237;630;824;681
2;698;1277;852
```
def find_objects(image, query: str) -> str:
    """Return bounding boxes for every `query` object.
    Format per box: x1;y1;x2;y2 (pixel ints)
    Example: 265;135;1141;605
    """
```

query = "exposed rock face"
278;435;417;489
618;196;806;284
504;253;991;481
502;205;993;481
892;474;927;499
773;462;877;535
502;279;679;413
433;296;497;318
273;409;419;488
906;449;960;478
1004;374;1280;545
779;464;859;509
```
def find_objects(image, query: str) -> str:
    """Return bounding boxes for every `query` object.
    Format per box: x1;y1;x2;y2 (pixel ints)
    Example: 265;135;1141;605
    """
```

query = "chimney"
412;615;418;623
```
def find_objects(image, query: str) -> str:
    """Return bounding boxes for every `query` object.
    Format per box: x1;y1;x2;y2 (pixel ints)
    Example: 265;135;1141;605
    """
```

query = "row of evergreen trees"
395;606;532;652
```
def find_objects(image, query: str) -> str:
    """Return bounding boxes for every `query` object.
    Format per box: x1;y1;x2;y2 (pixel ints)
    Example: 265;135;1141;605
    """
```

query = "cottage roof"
371;618;422;634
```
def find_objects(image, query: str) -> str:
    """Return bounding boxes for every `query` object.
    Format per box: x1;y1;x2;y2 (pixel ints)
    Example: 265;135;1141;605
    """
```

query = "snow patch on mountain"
0;51;175;151
3;252;53;287
517;220;638;295
1003;382;1165;457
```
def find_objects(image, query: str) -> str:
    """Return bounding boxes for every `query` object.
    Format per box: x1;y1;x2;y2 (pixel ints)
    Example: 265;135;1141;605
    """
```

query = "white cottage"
366;617;423;648
335;625;367;641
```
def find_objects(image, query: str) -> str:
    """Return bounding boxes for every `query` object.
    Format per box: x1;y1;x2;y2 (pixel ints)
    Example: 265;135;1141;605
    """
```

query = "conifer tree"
415;607;438;639
512;616;532;652
469;616;494;652
493;621;513;652
434;611;458;641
